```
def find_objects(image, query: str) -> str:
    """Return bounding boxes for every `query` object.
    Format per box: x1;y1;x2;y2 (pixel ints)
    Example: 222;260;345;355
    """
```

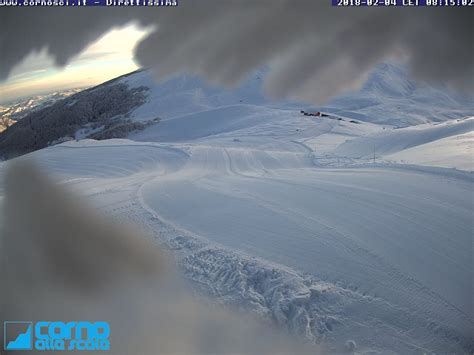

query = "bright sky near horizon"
0;24;150;105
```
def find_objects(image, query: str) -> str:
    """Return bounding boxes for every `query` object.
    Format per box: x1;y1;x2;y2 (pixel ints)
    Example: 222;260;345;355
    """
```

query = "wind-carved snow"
108;185;472;354
17;137;472;353
1;62;473;353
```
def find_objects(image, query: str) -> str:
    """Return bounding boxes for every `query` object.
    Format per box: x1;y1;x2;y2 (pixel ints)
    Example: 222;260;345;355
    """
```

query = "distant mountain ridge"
321;63;473;127
1;62;472;159
0;88;85;130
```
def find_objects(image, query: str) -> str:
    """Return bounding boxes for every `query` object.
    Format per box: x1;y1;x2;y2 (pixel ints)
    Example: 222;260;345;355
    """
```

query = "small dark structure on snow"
301;110;321;117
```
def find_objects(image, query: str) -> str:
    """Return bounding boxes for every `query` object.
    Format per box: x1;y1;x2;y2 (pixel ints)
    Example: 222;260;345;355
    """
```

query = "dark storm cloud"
0;2;472;103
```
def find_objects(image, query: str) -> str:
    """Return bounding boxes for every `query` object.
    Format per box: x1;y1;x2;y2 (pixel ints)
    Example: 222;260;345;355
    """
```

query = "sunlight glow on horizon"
0;24;151;104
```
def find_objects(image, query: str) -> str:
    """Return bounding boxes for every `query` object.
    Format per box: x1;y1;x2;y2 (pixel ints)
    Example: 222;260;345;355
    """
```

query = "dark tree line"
0;83;149;159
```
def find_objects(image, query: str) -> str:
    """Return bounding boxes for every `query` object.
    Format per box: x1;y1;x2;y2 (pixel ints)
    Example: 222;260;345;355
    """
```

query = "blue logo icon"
4;322;33;350
3;321;109;351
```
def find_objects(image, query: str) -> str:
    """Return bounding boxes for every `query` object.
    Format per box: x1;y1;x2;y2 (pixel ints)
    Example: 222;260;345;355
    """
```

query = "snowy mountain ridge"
0;88;85;130
322;63;473;127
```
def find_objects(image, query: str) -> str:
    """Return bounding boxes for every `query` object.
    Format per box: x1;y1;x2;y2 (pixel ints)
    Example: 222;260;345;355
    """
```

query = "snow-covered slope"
0;63;473;354
334;117;474;169
121;68;299;122
386;129;473;170
6;136;471;354
131;105;297;142
320;63;474;127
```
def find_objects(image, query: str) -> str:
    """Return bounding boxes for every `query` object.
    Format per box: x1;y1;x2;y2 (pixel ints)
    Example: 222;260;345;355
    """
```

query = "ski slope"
0;64;473;354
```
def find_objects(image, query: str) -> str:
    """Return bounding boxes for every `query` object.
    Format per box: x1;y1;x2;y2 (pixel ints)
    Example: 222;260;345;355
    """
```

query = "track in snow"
5;137;472;354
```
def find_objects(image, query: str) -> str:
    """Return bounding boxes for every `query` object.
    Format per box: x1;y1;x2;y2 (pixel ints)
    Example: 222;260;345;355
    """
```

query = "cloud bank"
1;3;472;103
